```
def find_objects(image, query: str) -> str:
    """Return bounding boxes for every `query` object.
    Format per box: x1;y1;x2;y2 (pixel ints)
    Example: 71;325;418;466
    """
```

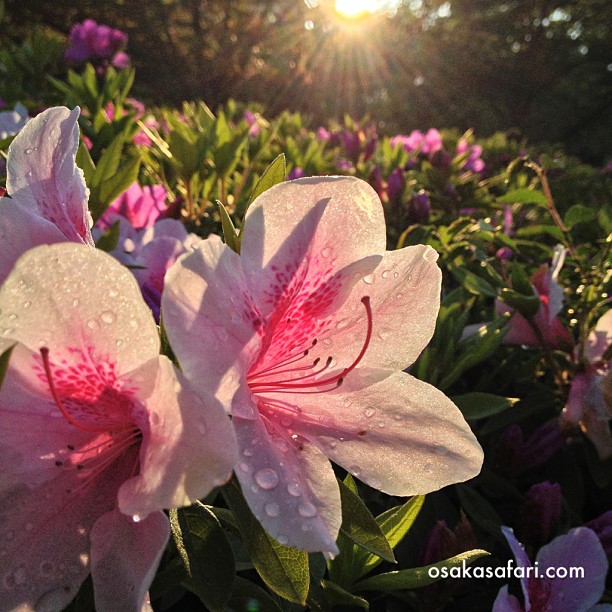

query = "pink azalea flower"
561;309;612;459
497;246;573;349
162;176;484;555
493;527;609;612
0;106;94;283
97;181;169;231
0;243;237;611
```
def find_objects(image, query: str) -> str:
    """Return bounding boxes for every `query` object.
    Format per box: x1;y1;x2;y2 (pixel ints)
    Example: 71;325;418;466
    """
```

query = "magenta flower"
0;243;237;611
65;19;129;68
561;309;612;459
517;482;562;547
457;138;485;173
0;106;94;283
162;177;484;554
493;527;609;612
390;130;423;153
497;246;573;349
97;182;169;231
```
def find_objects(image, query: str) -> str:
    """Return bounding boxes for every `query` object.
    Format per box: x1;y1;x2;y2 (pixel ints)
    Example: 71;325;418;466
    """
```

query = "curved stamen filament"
40;348;105;433
250;296;373;393
249;339;318;380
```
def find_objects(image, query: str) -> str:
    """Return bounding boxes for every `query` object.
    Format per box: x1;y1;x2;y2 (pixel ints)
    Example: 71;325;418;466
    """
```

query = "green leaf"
91;133;125;187
352;495;424;579
497;189;547;206
174;503;235;611
564;204;596;228
337;478;395;563
95;156;142;219
352;549;490;592
227;576;283;612
321;580;369;609
217;200;240;253
0;343;15;392
76;140;95;184
247;153;286;208
456;487;503;539
222;479;309;605
499;288;541;317
94;220;121;252
515;224;565;241
510;263;534;297
452;392;519;420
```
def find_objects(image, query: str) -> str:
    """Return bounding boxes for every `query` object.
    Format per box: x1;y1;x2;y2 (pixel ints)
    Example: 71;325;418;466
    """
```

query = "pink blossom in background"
493;527;609;612
390;130;424;153
0;106;94;283
0;243;236;611
561;309;612;459
162;176;483;555
497;246;573;350
457;138;485;173
65;19;129;68
97;182;169;231
287;166;306;180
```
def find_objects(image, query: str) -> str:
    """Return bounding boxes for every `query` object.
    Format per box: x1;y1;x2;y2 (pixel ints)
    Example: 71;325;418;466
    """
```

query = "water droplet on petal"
277;534;289;545
100;311;115;325
336;318;349;331
72;298;80;307
25;148;32;155
393;271;399;278
239;461;251;473
109;288;119;298
8;314;17;321
423;248;438;262
287;482;301;497
321;247;333;258
364;408;375;418
298;502;318;518
348;465;361;477
265;503;280;517
322;338;333;347
243;448;254;457
254;468;279;490
377;421;385;428
280;417;293;428
129;319;138;329
378;328;391;340
132;515;141;523
86;319;98;330
381;270;390;279
23;301;31;309
149;412;160;426
363;274;374;285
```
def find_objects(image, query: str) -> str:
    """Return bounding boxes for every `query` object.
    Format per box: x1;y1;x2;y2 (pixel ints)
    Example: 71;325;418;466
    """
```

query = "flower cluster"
65;19;129;70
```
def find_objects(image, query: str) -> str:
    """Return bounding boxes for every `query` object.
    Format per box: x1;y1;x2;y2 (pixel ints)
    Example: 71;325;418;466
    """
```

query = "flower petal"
241;177;386;318
117;356;237;517
492;585;524;612
0;243;159;376
233;414;341;555
0;447;136;611
281;371;483;496
535;527;608;612
0;201;66;284
90;509;169;612
501;526;532;609
585;309;612;364
162;235;261;414
6;106;94;245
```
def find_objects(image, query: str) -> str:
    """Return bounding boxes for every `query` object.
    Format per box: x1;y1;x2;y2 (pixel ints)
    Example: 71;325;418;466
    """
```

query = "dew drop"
377;421;385;428
265;503;280;517
250;484;259;493
328;439;338;449
149;412;160;426
72;298;80;307
254;468;280;490
25;148;33;155
362;274;375;285
393;271;399;278
243;448;254;457
298;502;318;518
336;318;349;331
364;408;375;418
86;319;98;330
423;248;438;262
239;461;251;473
132;515;141;523
23;301;31;309
129;319;138;329
280;416;293;428
116;339;123;347
100;311;115;325
348;465;361;477
322;338;333;347
108;288;119;298
301;524;312;532
378;328;391;340
321;247;333;259
381;270;390;279
8;314;17;321
287;482;301;497
277;534;289;545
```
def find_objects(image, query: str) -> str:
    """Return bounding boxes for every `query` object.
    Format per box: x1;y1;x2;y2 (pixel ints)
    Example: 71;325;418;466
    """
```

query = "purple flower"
244;111;261;138
368;166;385;200
65;19;129;68
386;168;405;205
97;182;168;231
493;527;609;611
420;513;477;566
585;511;612;556
287;166;305;180
457;138;485;173
408;190;430;223
0;102;29;140
422;128;443;156
517;482;562;548
390;130;423;153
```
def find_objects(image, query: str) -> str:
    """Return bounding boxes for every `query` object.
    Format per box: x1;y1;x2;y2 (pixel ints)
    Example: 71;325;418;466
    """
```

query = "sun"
334;0;402;18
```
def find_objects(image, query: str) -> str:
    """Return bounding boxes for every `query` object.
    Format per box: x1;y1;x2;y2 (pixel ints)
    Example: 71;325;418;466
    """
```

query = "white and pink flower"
162;176;484;555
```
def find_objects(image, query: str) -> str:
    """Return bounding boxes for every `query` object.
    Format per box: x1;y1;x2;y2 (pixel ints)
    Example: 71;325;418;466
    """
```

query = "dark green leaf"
217;200;241;253
352;549;490;592
175;503;235;611
337;478;395;563
97;156;141;212
352;495;425;578
497;189;547;206
564;204;596;228
452;392;518;420
0;343;15;392
91;133;125;188
247;153;286;208
499;288;541;317
228;576;283;612
456;487;503;540
510;263;534;296
321;580;369;609
222;479;309;605
94;220;121;252
76;140;95;184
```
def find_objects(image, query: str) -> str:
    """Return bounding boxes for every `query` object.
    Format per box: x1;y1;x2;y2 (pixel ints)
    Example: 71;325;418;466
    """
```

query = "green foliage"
0;343;15;392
